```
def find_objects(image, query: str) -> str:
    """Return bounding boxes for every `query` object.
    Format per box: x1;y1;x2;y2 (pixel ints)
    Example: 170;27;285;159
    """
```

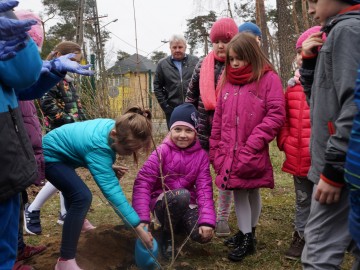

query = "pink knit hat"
296;26;322;50
210;18;238;43
14;9;44;50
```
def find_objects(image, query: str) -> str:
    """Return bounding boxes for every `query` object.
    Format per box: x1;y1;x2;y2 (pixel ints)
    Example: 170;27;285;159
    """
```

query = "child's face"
213;40;230;60
229;48;248;69
170;125;196;149
295;48;303;68
307;0;347;26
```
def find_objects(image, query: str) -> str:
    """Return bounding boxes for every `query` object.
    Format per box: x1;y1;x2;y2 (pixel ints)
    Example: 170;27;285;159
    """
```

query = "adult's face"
170;41;186;61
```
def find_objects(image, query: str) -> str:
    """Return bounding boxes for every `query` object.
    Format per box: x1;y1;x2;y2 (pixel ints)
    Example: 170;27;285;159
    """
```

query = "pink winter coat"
209;71;285;190
132;136;216;227
277;81;311;177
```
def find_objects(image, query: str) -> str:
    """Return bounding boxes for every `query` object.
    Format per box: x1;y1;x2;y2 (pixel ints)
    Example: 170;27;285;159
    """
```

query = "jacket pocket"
213;142;228;174
233;147;267;179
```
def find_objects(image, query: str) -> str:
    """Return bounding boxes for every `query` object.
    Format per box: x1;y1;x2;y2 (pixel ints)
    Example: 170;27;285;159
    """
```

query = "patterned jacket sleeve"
185;58;202;109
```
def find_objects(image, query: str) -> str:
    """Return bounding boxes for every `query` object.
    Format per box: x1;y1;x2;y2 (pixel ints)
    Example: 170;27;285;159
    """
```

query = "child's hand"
112;164;129;180
315;178;341;204
199;226;214;241
302;32;324;57
135;224;153;249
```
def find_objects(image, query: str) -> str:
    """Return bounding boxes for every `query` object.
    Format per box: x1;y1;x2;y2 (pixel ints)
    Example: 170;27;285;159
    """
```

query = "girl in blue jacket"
42;107;154;270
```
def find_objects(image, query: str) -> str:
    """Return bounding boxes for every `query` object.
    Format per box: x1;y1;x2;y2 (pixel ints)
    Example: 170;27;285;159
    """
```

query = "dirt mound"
26;224;138;270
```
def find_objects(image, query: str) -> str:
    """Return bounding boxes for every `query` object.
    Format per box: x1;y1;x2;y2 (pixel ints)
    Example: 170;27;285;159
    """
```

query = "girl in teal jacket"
42;107;154;270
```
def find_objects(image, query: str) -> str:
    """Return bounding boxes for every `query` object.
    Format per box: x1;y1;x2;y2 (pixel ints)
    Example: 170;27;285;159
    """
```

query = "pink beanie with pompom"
296;26;322;50
14;9;44;50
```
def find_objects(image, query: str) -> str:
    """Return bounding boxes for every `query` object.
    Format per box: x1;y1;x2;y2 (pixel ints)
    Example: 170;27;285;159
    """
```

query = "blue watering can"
135;228;159;270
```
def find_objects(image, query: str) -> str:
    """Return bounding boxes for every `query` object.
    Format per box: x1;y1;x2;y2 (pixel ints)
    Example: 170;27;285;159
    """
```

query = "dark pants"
154;188;207;244
45;162;92;259
17;191;28;253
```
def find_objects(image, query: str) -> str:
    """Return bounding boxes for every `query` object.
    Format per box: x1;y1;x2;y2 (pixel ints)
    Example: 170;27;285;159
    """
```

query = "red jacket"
277;82;311;177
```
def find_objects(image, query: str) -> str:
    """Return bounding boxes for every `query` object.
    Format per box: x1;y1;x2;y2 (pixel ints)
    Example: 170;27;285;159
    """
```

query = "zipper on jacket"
8;105;30;159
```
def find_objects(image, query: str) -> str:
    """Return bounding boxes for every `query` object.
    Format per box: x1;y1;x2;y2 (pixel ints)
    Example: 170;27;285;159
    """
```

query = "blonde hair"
223;32;275;84
46;41;82;60
114;106;153;163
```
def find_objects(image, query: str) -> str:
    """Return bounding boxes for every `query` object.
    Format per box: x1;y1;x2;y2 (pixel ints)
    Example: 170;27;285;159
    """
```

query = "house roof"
107;53;156;75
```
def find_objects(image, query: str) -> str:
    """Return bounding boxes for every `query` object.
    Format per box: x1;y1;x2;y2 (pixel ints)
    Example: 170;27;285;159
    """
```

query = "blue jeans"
0;194;20;270
45;162;92;259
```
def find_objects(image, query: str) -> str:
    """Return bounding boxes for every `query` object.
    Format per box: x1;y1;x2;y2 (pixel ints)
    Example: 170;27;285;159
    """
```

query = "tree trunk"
256;0;269;57
302;0;310;30
276;0;295;86
292;0;300;35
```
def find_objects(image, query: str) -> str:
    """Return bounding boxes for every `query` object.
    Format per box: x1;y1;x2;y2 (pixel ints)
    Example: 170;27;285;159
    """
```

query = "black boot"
161;231;173;260
228;232;256;262
224;230;244;248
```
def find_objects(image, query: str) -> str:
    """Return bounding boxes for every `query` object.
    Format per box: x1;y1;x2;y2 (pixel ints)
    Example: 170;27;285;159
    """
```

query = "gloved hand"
51;53;94;76
41;60;51;74
0;0;37;41
0;36;26;60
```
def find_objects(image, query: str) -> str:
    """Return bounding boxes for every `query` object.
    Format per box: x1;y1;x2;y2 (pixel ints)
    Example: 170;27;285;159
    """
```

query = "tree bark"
292;0;300;35
256;0;269;57
276;0;295;86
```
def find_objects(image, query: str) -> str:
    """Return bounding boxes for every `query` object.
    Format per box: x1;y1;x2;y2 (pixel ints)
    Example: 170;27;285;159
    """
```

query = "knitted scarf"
199;51;225;111
226;64;273;85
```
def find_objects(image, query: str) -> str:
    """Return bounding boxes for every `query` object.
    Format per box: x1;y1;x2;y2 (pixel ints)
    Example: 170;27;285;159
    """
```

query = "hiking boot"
12;262;34;270
228;232;256;262
17;244;47;261
57;212;66;225
23;203;42;235
55;258;83;270
81;219;96;233
215;220;231;237
224;230;244;248
284;231;305;260
160;232;173;260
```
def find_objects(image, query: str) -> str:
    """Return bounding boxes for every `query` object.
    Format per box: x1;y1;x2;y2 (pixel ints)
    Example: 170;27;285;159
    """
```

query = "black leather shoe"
224;230;244;248
228;232;256;262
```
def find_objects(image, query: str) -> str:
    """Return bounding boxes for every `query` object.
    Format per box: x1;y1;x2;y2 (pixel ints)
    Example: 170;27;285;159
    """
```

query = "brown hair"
114;106;153;163
46;41;82;60
222;32;275;84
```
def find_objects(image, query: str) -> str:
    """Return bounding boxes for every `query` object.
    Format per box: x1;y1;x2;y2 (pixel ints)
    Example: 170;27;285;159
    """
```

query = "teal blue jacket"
43;119;140;227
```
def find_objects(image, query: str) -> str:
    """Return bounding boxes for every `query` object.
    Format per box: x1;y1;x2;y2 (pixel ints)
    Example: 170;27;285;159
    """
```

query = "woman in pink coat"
132;103;216;260
209;33;285;262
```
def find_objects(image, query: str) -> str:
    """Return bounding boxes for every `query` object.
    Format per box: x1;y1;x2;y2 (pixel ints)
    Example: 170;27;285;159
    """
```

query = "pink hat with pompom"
296;26;322;50
210;18;238;43
14;9;44;50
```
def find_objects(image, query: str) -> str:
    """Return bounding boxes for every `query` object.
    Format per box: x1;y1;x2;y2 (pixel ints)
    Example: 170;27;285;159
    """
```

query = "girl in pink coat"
209;32;285;262
132;103;216;260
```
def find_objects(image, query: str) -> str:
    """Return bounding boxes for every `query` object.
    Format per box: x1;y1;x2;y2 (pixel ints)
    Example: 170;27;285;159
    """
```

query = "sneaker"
57;212;66;225
23;203;42;235
284;231;305;260
81;219;96;233
17;244;47;261
55;258;83;270
12;262;34;270
215;220;231;237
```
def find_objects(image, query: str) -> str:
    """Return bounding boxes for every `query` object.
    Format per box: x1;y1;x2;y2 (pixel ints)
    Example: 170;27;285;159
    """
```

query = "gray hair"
169;34;187;47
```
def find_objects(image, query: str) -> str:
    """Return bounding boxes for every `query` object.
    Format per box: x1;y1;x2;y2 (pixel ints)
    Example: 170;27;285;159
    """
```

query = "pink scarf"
199;51;225;111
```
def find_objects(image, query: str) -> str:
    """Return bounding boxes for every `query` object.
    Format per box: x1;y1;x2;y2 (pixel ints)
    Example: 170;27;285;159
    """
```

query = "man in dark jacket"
153;34;198;129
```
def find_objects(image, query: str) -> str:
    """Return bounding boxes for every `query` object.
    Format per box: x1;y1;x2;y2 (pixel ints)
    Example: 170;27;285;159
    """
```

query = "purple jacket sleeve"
132;148;161;223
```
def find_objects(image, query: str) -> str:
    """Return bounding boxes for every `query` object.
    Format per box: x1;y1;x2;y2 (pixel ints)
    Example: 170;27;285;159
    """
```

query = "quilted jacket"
42;119;140;227
132;136;216;227
277;82;311;177
185;57;225;150
209;71;285;190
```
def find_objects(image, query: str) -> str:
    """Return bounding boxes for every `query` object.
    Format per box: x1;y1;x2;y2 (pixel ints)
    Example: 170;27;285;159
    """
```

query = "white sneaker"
55;258;83;270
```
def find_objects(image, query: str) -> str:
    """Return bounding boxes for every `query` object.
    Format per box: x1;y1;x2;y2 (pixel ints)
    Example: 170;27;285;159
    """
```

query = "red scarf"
226;64;273;85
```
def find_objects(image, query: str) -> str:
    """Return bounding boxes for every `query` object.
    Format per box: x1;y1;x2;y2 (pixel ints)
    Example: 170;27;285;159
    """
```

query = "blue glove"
0;1;37;41
51;53;94;76
0;36;27;60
